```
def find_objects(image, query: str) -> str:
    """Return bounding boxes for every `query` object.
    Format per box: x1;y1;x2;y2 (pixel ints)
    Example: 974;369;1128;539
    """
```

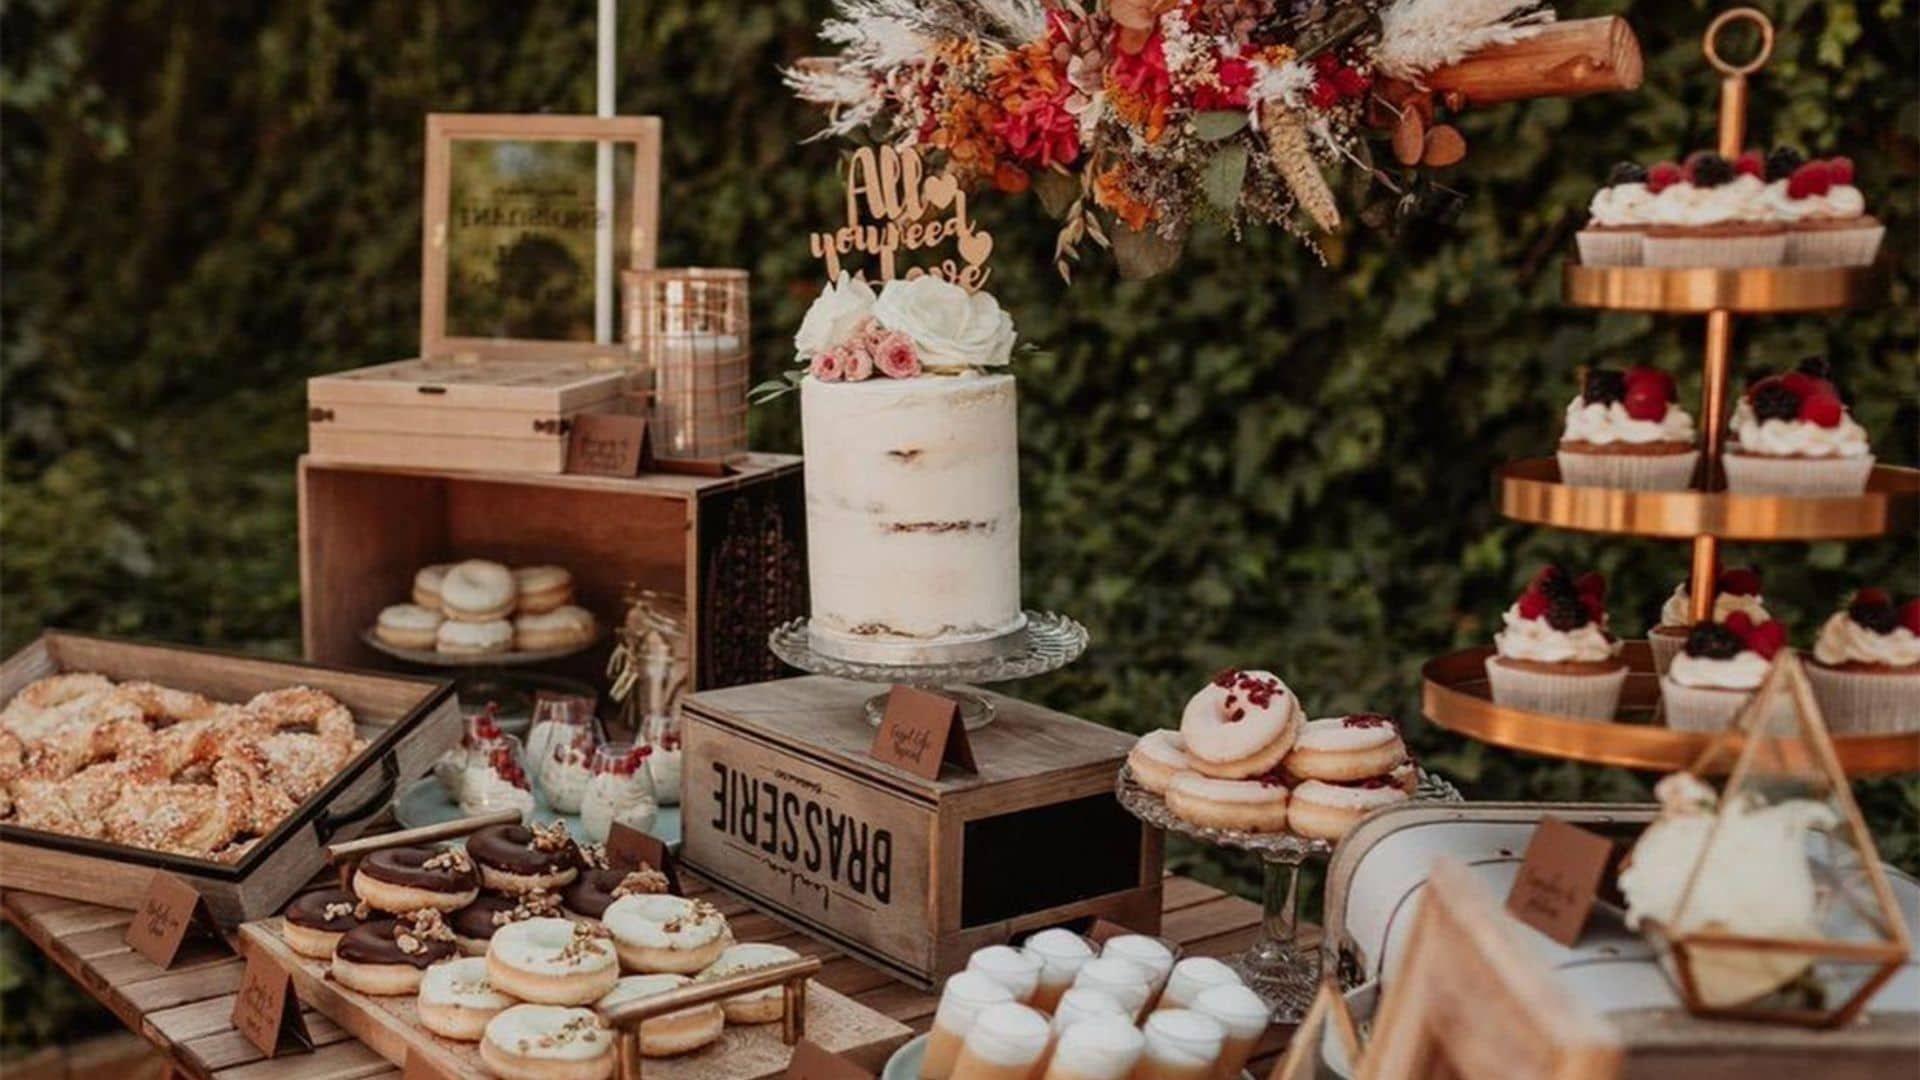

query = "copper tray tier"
1421;642;1920;776
1562;262;1884;314
1496;458;1919;541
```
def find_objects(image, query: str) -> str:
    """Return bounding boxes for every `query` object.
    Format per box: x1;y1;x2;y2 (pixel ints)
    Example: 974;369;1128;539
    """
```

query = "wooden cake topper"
810;145;994;292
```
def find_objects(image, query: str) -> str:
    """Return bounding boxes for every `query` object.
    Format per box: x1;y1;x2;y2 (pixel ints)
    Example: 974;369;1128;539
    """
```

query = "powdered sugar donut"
480;1004;614;1080
1287;765;1417;841
486;917;620;1005
514;566;576;615
437;618;514;656
418;957;514;1041
513;606;596;653
596;974;724;1056
602;894;731;974
1164;772;1290;833
441;560;517;622
697;942;804;1023
375;604;444;651
413;563;454;610
1282;714;1408;782
1125;729;1189;794
1178;670;1302;780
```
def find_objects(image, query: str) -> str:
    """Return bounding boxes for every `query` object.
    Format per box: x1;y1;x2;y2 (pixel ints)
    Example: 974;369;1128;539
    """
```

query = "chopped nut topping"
613;867;669;897
406;908;455;943
530;820;571;853
321;901;356;921
489;890;564;927
422;847;473;873
395;932;423;955
577;843;610;870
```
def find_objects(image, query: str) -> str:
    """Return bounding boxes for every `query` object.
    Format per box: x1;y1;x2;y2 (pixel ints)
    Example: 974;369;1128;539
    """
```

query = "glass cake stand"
1115;765;1462;1021
767;611;1089;729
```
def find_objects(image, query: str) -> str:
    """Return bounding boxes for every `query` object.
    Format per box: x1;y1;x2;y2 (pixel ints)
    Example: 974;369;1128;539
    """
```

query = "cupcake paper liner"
1722;453;1874;496
1787;223;1885;268
1648;628;1688;676
1576;230;1642;267
1659;678;1752;733
1485;657;1626;722
1557;448;1699;491
1641;232;1787;269
1804;663;1920;735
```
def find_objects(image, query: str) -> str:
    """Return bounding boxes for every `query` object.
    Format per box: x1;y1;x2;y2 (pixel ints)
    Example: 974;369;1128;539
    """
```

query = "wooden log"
1424;16;1642;106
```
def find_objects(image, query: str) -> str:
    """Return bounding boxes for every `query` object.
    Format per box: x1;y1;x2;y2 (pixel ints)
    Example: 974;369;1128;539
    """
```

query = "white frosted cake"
790;274;1025;663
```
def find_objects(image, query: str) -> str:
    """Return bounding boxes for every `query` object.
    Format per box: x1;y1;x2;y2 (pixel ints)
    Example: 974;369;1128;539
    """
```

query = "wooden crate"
298;453;805;691
678;677;1163;987
0;632;460;924
239;919;913;1078
307;355;634;475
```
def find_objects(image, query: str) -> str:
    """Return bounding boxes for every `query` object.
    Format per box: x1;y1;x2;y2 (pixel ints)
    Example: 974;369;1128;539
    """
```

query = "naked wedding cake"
791;274;1025;663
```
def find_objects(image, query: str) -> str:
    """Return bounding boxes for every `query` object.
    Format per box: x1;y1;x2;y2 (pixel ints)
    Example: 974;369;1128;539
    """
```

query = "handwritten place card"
785;1037;874;1080
871;686;976;781
124;871;211;967
232;942;312;1057
1505;816;1616;946
608;821;682;894
566;411;648;476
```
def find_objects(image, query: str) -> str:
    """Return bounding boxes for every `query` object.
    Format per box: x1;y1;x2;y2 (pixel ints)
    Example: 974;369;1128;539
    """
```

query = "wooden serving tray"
240;920;912;1078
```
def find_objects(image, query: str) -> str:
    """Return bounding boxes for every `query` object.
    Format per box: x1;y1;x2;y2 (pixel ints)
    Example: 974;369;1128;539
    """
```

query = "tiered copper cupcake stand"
1423;9;1919;777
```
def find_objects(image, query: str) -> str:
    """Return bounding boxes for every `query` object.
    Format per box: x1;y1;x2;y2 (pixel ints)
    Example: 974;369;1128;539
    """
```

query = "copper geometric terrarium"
1623;651;1912;1028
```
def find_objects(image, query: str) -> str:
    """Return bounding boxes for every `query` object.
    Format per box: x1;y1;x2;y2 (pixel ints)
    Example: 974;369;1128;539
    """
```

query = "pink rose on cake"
871;276;1016;371
875;331;920;379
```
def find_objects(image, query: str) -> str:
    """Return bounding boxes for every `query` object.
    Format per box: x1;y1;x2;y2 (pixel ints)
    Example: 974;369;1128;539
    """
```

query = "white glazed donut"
1125;730;1189;794
486;917;620;1005
438;618;515;656
441;560;517;622
1282;714;1408;782
602;895;731;974
513;606;597;653
1287;764;1417;841
1165;772;1291;833
418;957;514;1041
514;566;576;614
696;942;803;1023
413;563;454;610
1178;670;1301;779
375;603;444;651
596;974;726;1056
480;1004;615;1080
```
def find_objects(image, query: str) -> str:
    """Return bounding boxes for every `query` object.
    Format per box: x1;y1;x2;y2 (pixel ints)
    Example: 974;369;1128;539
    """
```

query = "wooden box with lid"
679;676;1163;987
298;453;806;693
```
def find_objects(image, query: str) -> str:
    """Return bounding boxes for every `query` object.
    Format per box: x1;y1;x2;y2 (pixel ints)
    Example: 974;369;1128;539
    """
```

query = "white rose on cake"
872;276;1015;371
794;272;876;360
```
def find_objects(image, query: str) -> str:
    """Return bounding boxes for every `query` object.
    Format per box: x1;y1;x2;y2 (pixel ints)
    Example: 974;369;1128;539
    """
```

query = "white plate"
361;628;602;668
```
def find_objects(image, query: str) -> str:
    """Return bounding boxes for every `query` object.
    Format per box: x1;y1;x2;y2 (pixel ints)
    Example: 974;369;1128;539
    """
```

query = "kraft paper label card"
232;942;312;1057
1506;816;1615;946
608;821;682;894
785;1038;874;1079
125;871;212;967
872;685;976;780
566;411;647;476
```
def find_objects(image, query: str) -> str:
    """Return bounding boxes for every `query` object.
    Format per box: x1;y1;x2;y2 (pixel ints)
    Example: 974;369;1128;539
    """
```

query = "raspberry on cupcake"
1640;151;1785;268
1485;565;1627;722
1760;148;1884;266
1648;566;1770;675
1557;365;1698;490
1805;589;1920;735
1724;357;1874;495
1660;612;1788;733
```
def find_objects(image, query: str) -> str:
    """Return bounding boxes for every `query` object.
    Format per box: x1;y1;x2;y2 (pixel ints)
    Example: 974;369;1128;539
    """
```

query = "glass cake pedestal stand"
767;611;1089;729
1115;766;1462;1022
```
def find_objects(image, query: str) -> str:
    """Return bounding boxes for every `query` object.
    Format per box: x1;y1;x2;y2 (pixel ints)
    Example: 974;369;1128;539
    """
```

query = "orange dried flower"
1094;165;1154;231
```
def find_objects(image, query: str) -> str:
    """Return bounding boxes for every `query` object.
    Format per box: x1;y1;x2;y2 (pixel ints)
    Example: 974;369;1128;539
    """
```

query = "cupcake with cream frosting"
1557;365;1697;490
1485;565;1626;722
1577;162;1658;266
1660;612;1787;733
1648;566;1769;675
1723;357;1874;495
1638;153;1784;268
1805;588;1920;735
1760;148;1883;266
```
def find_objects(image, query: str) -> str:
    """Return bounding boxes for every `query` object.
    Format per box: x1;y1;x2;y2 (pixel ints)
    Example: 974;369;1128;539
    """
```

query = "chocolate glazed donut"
352;845;480;914
468;822;581;894
562;866;669;920
280;887;367;960
330;919;459;996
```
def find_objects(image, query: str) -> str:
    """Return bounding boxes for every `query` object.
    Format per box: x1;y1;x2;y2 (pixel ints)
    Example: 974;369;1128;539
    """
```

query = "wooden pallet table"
1;871;1290;1079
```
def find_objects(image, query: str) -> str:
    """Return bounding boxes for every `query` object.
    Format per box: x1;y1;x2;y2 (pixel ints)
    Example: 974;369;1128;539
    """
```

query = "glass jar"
459;733;534;821
615;590;688;806
580;741;658;844
524;692;594;782
540;725;601;815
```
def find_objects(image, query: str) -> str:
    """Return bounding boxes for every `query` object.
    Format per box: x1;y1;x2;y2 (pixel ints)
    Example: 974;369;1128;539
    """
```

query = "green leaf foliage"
1;0;1916;1052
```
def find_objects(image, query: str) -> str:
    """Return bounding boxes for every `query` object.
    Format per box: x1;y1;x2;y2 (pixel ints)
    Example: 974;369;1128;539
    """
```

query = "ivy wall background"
2;0;1914;1054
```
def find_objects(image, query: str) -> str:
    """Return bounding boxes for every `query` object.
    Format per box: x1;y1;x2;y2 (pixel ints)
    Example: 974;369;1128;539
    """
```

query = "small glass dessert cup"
459;733;534;821
644;712;684;807
436;706;509;802
540;727;601;815
580;741;659;844
523;692;595;780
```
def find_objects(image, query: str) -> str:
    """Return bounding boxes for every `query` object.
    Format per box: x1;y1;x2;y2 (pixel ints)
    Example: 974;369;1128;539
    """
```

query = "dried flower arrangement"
788;0;1629;279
